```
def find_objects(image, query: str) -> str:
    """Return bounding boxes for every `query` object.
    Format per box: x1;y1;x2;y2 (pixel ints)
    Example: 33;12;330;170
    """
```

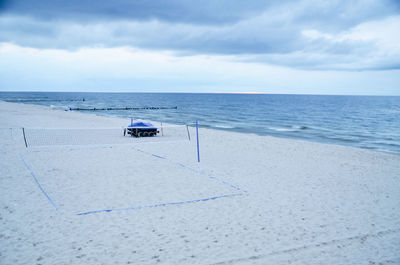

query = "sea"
1;92;399;154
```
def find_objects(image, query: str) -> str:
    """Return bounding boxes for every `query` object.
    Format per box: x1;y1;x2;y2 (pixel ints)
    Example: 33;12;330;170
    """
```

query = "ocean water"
1;92;399;154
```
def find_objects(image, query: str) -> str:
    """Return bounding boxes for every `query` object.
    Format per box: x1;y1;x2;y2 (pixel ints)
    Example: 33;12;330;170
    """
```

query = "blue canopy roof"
128;122;157;129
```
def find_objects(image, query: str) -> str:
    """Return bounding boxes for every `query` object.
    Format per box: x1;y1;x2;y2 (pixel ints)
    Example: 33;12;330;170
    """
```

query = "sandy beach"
0;100;399;264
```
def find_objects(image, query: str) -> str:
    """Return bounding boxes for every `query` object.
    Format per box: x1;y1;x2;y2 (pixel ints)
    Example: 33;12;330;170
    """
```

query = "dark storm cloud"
0;0;399;70
0;0;276;24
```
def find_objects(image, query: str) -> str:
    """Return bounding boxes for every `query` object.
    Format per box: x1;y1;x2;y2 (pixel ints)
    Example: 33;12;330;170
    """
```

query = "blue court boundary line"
19;152;59;211
134;147;247;194
77;147;248;216
18;146;247;216
76;193;243;215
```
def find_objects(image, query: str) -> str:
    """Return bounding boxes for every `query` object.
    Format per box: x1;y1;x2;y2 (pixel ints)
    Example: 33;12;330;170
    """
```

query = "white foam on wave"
268;126;297;132
214;124;235;129
50;105;69;111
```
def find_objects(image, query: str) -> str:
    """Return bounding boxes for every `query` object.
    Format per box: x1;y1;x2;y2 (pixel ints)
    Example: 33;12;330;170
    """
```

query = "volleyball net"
20;124;192;147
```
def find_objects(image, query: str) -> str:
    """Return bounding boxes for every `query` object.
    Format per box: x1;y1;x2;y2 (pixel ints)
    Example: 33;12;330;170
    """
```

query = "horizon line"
0;90;399;97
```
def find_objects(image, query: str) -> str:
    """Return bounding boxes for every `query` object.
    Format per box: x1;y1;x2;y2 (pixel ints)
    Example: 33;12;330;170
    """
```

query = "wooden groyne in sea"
68;106;178;111
8;99;86;103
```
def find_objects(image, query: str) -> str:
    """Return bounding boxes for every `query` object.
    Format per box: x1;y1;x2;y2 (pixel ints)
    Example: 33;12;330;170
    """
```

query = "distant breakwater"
68;106;178;111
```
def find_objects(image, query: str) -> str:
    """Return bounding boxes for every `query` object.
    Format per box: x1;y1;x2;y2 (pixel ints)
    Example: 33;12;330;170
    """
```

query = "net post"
186;125;191;141
196;120;200;163
22;127;28;148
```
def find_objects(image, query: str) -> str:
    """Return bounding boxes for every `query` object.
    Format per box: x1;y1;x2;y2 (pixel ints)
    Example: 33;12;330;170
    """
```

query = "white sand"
0;100;399;265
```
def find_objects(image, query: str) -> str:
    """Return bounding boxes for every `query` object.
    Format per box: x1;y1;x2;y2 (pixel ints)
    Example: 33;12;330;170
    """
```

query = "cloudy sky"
0;0;399;95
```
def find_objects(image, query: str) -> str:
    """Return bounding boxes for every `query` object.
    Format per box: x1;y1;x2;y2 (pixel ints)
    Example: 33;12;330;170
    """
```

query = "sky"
0;0;399;95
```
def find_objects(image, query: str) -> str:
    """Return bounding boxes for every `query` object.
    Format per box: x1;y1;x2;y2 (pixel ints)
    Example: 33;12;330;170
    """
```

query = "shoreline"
1;100;399;157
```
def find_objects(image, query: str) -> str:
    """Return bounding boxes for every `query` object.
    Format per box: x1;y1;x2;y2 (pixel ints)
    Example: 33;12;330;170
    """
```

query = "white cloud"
341;15;400;51
299;15;400;70
1;43;399;95
302;15;400;48
302;30;334;40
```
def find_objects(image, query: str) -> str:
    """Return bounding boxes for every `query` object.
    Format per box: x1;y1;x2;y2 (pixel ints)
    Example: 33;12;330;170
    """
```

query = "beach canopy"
128;122;157;129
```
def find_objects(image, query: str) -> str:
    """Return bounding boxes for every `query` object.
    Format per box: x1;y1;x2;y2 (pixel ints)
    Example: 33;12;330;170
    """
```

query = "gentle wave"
267;125;309;132
268;127;298;132
214;124;236;129
1;92;399;154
